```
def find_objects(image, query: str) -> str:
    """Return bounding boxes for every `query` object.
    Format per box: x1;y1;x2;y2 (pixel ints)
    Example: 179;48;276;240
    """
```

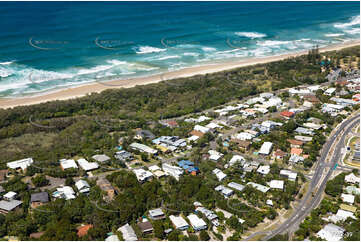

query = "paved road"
244;113;360;241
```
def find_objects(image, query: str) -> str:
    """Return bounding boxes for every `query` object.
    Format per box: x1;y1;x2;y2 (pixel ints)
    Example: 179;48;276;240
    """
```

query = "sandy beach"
0;40;359;109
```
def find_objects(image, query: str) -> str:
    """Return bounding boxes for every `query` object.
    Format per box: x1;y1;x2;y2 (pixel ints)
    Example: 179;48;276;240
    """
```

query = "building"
187;214;207;231
231;139;251;151
341;193;355;204
345;186;360;195
234;132;255;141
247;182;270;193
129;143;157;155
266;200;273;206
97;178;115;201
294;135;313;142
194;125;210;133
324;87;336;96
30;192;49;208
75;180;91;194
135;129;155;140
228;182;245;192
295;127;314;136
269;180;284;190
259;142;273;155
287;139;304;148
0;200;22;214
344;173;359;184
316;223;345;241
114;150;133;161
280;111;295;119
118;224;138;241
133;169;153;183
215;185;234;198
52;186;76;200
162;163;183;181
228;155;246;167
208;150;223;161
213;168;227;181
149;208;165;220
280;169;297;181
257;165;270;175
328;209;356;223
60;159;78;170
77;224;93;238
3;191;17;201
92;154;111;163
291;148;303;156
137;221;153;234
169;215;189;230
273;149;287;160
7;158;33;171
289;154;304;163
196;206;218;221
77;158;99;171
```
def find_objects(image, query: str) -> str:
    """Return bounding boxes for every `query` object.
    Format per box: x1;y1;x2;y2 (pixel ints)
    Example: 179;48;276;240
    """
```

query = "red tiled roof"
77;224;93;237
280;111;294;118
287;139;304;146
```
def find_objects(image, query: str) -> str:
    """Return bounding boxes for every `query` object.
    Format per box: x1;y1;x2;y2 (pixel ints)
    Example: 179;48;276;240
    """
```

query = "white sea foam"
202;46;217;52
135;46;166;54
156;55;181;61
0;61;14;65
344;28;360;35
325;33;345;37
235;31;267;39
183;52;199;57
334;15;360;29
257;40;291;47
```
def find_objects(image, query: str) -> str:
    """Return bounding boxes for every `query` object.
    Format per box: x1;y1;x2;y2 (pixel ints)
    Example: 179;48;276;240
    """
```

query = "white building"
133;169;153;183
148;165;161;172
341;193;355;204
269;180;284;190
234;132;255;141
228;155;246;167
280;169;297;181
247;182;270;193
194;125;210;133
3;191;17;201
187;214;207;231
324;87;336;96
328;209;356;223
52;186;76;200
228;182;245;192
118;224;138;241
7;158;33;171
169;215;189;230
60;159;78;170
162;163;183;181
77;158;99;171
130;143;157;154
345;173;359;184
213;168;227;181
317;223;345;241
208;150;223;161
215;185;234;197
206;122;222;129
266;199;273;206
257;165;270;175
75;180;90;194
259;142;273;155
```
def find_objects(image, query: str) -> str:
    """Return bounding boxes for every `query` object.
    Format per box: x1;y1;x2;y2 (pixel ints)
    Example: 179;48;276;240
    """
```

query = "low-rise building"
114;150;133;161
344;173;359;184
162;163;183;181
129;143;157;155
187;214;207;231
137;221;153;234
169;215;189;230
3;191;17;201
247;182;270;193
92;154;110;163
215;185;234;198
149;208;165;220
269;180;284;190
316;223;345;241
208;150;223;161
30;192;49;208
133;169;153;183
60;159;78;170
52;186;76;200
213;168;227;181
228;182;245;192
75;180;91;194
341;193;355;204
77;158;99;171
259;142;273;155
0;200;22;214
97;178;115;201
257;165;270;175
7;158;33;171
118;224;138;241
280;169;297;181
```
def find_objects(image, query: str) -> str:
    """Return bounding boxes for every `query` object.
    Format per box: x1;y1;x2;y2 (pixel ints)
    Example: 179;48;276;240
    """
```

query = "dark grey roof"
31;192;49;203
136;130;155;139
0;200;22;211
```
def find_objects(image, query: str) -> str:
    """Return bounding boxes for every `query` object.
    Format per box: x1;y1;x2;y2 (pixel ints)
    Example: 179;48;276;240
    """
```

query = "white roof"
247;182;270;193
75;180;90;191
133;169;153;182
130;142;157;154
317;223;345;241
269;180;284;189
92;154;110;163
234;132;254;140
77;158;99;171
60;159;78;169
194;125;210;133
118;224;138;241
257;165;270;175
228;182;245;192
148;165;161;172
4;191;17;200
105;235;120;241
169;215;189;229
208;150;223;161
229;155;245;167
280;169;297;180
54;186;76;200
266;199;273;206
206;122;221;129
213;168;227;181
187;135;200;142
149;208;164;217
259;142;273;155
341;193;355;204
345;173;359;184
187;214;207;229
325;87;336;95
328;209;356;223
162;163;183;181
7;158;33;170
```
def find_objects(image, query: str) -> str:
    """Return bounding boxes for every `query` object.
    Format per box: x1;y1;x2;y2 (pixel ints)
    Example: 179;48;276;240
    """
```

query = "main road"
244;112;360;241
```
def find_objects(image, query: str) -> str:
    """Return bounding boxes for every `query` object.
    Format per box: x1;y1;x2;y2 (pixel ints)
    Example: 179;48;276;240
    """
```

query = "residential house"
228;155;246;167
280;111;295;119
114;150;133;161
0;200;22;214
97;178;115;201
231;139;251;151
295;127;314;136
130;143;158;155
324;87;336;96
118;224;138;241
273;149;287;160
187;214;207;231
77;158;99;171
169;215;189;230
135;129;155;140
228;182;245;192
247;182;270;193
52;186;76;200
159;120;179;128
92;154;111;163
77;224;93;238
137;221;153;234
344;173;359;184
3;191;17;201
280;170;297;181
291;148;303;156
215;185;234;198
257;165;270;175
7;158;33;171
194;124;210;134
162;163;183;181
287;139;304;148
341;193;355;204
60;159;78;170
149;208;165;220
269;180;284;190
259;142;273;155
30;192;49;208
133;169;153;183
316;223;345;241
208;150;223;161
75;180;91;194
213;168;227;181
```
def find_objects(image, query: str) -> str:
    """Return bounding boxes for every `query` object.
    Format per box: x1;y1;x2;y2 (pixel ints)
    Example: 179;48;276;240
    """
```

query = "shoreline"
0;40;359;109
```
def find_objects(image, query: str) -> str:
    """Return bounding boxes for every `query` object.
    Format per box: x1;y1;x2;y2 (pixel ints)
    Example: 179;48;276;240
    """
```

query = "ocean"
0;1;359;97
